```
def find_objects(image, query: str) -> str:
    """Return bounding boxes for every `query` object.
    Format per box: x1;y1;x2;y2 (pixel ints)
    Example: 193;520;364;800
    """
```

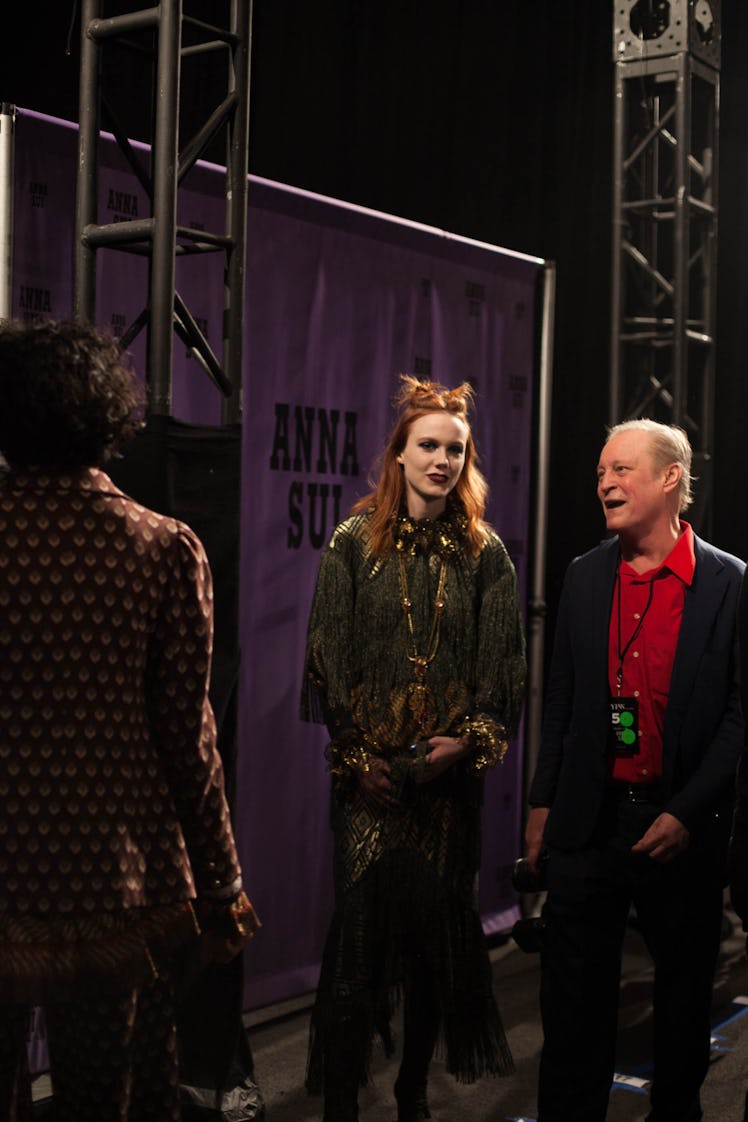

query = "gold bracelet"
456;714;508;775
326;729;379;782
230;892;261;941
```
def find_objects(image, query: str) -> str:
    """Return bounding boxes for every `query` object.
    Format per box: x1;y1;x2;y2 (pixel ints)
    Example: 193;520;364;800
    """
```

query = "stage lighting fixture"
629;0;671;41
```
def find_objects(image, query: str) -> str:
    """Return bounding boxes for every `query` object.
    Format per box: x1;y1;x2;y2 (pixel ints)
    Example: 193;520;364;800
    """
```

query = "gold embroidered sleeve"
474;533;527;736
325;728;380;795
301;519;364;725
456;713;509;775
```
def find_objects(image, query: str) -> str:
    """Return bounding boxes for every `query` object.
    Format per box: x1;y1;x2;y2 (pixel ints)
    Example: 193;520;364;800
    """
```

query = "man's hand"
525;806;550;875
631;811;690;863
200;892;261;964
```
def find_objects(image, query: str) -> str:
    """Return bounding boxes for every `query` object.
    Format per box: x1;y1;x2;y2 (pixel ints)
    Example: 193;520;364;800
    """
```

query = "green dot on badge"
619;711;634;727
621;729;636;745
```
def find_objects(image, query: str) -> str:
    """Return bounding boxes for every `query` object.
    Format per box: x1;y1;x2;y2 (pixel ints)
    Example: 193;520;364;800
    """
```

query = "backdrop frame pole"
0;103;16;320
524;260;556;802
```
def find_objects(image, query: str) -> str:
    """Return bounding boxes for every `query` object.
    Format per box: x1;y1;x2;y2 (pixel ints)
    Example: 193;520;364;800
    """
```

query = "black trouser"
322;960;439;1122
0;970;180;1122
538;796;723;1122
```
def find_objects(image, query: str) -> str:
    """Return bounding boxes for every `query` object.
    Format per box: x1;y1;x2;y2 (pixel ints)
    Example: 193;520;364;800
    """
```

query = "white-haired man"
527;420;744;1122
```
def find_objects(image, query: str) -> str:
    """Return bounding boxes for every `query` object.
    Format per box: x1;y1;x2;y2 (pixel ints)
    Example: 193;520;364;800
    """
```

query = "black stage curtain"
245;0;748;626
9;2;748;611
12;1;748;637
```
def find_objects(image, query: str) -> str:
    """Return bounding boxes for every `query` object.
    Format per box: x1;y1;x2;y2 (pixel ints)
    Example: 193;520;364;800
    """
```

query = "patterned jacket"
0;467;242;927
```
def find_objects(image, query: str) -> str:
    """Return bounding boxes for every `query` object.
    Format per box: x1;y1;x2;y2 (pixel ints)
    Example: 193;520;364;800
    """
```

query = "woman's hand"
355;757;399;809
420;736;471;782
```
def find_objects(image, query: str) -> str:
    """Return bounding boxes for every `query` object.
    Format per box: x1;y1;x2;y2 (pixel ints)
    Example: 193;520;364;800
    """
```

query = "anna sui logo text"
269;403;360;549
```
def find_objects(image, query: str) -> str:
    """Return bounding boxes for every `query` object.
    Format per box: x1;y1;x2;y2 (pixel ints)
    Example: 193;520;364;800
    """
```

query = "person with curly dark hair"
0;318;143;468
0;319;258;1122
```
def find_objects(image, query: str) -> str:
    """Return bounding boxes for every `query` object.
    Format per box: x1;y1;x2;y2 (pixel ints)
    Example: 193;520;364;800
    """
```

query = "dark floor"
31;904;748;1120
246;905;748;1122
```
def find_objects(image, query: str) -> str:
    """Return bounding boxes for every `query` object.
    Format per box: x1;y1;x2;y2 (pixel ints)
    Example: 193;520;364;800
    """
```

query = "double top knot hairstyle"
353;374;491;557
394;373;475;419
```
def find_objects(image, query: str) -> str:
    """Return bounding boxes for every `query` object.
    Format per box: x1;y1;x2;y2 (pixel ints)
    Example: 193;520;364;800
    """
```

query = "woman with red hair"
302;376;526;1121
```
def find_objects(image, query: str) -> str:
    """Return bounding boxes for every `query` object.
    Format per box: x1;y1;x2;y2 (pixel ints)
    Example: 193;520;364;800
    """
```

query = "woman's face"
397;411;468;517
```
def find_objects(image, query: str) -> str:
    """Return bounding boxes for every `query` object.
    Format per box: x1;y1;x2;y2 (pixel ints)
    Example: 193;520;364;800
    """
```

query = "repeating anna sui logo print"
269;403;360;550
107;187;140;223
29;181;47;208
21;185;52;320
18;286;52;322
509;374;527;408
466;281;485;318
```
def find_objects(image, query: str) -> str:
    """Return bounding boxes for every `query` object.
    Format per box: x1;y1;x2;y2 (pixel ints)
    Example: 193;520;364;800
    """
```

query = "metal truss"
611;0;720;527
74;0;251;422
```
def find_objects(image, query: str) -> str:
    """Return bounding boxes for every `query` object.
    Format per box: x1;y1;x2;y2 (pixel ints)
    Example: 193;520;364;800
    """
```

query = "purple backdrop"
11;109;542;1015
237;181;540;1007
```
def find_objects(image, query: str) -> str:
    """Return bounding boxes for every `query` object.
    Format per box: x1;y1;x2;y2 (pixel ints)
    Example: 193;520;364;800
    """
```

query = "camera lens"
511;916;546;954
511;856;547;893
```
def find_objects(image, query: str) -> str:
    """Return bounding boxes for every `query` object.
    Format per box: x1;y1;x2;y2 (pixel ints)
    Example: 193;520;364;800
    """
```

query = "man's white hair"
605;418;694;513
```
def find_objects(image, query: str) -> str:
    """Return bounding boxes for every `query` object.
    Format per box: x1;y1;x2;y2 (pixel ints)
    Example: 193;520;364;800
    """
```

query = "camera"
510;852;548;954
511;854;548;893
511;915;547;954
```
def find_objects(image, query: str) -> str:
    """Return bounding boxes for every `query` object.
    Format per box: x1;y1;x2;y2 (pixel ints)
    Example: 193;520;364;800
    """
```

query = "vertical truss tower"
74;0;251;422
611;0;720;527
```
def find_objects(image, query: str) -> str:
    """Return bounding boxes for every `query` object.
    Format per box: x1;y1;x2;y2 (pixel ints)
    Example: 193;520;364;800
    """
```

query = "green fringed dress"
301;503;526;1090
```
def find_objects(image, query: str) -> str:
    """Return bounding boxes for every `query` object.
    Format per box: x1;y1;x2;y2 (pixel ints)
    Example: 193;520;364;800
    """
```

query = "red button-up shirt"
607;522;695;783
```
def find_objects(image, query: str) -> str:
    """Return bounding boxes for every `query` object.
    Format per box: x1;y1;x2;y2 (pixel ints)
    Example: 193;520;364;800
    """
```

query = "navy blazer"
529;532;745;851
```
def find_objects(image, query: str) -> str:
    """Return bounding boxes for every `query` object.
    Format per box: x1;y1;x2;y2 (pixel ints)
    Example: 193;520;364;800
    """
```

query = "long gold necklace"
396;553;448;734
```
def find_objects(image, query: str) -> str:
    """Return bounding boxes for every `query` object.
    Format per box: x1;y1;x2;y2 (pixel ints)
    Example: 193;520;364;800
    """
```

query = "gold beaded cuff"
325;728;381;793
456;713;509;775
198;891;262;964
229;892;262;941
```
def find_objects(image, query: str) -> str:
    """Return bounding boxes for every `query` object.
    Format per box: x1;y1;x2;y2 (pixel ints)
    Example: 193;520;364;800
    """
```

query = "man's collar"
665;520;696;585
620;520;696;585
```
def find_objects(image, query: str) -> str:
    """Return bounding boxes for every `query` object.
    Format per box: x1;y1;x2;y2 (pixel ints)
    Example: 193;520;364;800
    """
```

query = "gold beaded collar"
392;498;467;558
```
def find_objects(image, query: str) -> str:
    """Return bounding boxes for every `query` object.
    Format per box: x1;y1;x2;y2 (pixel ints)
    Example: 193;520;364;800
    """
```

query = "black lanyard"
615;563;656;696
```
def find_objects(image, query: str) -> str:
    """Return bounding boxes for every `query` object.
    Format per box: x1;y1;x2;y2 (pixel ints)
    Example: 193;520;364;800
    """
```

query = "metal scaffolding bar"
73;0;252;421
611;0;720;532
